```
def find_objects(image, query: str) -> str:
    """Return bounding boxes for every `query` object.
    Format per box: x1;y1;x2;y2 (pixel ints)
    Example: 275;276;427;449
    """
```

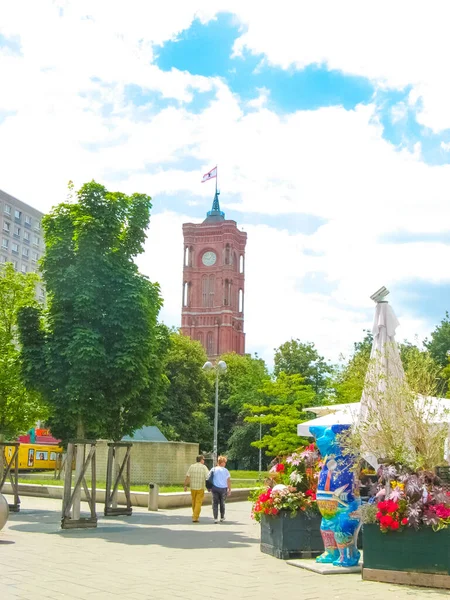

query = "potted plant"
361;467;450;588
341;349;450;589
251;444;322;559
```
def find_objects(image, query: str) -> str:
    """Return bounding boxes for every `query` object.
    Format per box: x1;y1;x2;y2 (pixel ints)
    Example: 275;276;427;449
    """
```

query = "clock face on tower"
202;251;217;266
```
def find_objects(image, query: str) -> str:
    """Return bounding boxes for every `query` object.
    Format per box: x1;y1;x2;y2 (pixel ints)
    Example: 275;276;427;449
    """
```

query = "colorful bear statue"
309;424;361;567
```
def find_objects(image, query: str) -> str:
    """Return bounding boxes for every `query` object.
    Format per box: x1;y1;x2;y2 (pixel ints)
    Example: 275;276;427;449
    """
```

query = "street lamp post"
203;360;227;466
258;414;265;481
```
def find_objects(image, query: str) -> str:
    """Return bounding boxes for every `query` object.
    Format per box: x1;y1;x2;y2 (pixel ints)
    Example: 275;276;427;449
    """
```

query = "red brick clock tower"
181;191;247;358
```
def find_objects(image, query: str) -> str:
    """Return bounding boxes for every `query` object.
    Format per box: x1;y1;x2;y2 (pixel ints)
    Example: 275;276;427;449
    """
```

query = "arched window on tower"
183;282;190;307
224;244;231;265
239;255;244;274
202;275;208;307
209;274;215;307
207;331;214;356
185;246;193;267
224;279;233;307
197;332;204;348
239;288;244;313
233;252;238;270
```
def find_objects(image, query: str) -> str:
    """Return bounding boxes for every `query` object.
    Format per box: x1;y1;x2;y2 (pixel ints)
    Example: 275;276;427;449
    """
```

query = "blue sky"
154;13;450;167
0;3;449;364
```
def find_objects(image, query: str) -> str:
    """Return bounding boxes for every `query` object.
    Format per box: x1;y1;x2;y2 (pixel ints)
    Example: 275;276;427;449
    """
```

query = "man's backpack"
205;468;215;491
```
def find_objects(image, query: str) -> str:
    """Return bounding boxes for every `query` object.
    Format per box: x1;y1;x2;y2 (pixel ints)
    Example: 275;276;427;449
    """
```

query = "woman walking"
210;455;231;523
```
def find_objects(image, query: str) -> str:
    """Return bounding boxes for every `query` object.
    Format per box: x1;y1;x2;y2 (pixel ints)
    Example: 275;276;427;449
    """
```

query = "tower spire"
204;182;225;222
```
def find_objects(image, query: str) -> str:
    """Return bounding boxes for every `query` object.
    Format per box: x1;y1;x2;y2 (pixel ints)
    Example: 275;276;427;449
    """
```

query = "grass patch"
229;470;269;480
18;477;258;493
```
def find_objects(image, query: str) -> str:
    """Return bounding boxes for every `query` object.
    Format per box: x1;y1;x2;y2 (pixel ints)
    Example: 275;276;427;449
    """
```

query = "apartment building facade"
0;189;45;301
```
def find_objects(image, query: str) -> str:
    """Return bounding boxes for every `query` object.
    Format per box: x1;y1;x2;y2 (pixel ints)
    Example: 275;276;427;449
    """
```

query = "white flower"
289;472;303;484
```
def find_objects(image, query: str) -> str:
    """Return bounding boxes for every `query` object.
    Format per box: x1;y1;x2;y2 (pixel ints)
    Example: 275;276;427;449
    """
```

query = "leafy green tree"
226;422;261;469
0;263;46;440
332;330;373;404
246;372;316;456
442;357;450;398
156;332;213;449
216;352;269;465
425;312;450;368
424;313;450;395
18;181;165;442
273;339;331;399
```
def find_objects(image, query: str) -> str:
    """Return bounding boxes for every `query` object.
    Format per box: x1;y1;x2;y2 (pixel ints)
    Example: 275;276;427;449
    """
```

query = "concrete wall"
92;440;199;485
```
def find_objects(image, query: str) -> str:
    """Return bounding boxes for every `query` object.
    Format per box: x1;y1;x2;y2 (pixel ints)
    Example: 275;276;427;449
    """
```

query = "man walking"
184;455;210;523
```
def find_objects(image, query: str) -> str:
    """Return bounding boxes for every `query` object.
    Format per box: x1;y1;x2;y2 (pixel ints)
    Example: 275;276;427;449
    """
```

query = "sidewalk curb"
1;482;253;509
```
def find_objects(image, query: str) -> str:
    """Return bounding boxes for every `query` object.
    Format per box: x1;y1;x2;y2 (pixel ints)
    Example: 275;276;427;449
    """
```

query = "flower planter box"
362;524;450;590
260;510;322;560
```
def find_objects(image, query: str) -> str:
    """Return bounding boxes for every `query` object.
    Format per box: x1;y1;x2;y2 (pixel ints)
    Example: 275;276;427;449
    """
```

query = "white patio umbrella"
297;288;450;465
359;290;405;424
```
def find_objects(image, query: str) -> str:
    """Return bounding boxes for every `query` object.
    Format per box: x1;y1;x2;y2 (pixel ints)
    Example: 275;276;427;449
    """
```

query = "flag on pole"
201;166;217;183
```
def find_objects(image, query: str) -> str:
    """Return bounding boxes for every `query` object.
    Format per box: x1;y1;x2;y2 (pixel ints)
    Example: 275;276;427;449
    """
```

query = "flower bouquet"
253;444;323;559
251;444;320;523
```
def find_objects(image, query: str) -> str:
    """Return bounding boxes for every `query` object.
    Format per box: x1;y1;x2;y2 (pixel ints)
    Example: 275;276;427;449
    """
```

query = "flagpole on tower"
215;165;218;196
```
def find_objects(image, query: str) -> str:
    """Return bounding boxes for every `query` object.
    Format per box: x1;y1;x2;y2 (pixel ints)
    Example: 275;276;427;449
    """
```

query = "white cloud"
229;0;450;132
0;2;447;367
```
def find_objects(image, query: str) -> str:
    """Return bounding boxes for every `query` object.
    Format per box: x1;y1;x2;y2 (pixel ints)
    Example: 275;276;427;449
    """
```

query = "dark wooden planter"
260;510;322;560
363;523;450;590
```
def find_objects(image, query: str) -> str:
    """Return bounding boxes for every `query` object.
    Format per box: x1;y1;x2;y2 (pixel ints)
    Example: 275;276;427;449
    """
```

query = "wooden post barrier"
104;442;132;517
0;442;20;512
61;440;97;530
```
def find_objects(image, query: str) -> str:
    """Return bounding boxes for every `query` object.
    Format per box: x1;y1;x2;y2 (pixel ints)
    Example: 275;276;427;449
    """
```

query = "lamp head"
202;361;213;371
217;360;227;372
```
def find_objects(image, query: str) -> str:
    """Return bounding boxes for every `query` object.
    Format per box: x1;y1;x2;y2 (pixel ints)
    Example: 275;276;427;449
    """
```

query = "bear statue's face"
309;424;351;457
309;426;337;456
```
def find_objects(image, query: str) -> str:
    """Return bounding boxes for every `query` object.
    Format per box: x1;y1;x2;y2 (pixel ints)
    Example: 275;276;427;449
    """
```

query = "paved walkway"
0;496;448;600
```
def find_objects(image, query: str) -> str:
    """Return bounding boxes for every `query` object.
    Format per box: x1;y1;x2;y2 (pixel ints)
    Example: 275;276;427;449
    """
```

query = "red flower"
271;508;279;515
401;518;408;525
377;501;387;512
259;491;271;503
376;512;383;520
387;500;399;513
275;463;285;472
390;520;400;530
264;508;270;514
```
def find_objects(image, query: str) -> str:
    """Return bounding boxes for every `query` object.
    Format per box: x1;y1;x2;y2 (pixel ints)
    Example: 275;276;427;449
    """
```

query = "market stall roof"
297;397;450;437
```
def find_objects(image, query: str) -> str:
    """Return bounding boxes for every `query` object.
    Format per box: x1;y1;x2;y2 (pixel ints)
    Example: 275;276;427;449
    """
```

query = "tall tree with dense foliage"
246;372;316;456
273;338;331;399
0;263;46;440
217;352;269;465
424;313;450;395
332;331;373;404
156;332;213;449
442;357;450;398
425;312;450;368
18;181;165;442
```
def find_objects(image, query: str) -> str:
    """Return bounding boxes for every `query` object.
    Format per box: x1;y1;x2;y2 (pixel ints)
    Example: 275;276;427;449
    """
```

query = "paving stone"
0;496;447;599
